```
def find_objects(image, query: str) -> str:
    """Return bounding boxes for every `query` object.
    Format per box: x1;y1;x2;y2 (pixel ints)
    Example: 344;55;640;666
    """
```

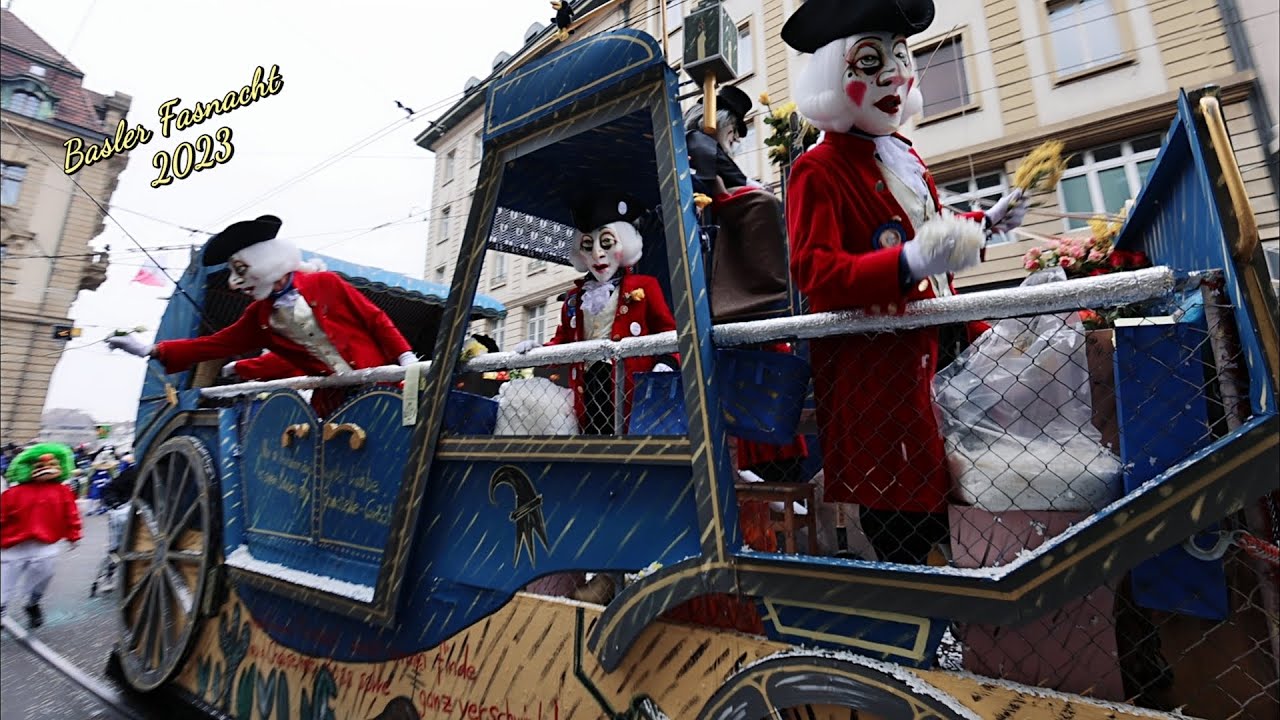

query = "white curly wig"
795;35;925;134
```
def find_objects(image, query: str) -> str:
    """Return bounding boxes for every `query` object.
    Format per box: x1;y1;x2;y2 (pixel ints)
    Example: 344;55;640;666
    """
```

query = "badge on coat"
629;321;642;336
872;221;907;249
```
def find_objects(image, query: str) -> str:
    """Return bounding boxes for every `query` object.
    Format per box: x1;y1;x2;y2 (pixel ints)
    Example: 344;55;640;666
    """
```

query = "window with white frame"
914;35;970;119
666;0;684;31
1262;242;1279;289
3;90;43;118
488;317;506;350
472;132;483;165
437;206;452;243
490;251;508;286
733;117;757;177
1046;0;1124;77
940;172;1012;243
444;149;457;182
525;303;548;344
1;163;27;206
1058;134;1161;230
737;22;754;77
527;256;547;274
434;265;447;284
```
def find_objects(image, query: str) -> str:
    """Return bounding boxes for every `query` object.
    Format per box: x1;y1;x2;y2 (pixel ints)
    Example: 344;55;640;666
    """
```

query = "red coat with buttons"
787;131;987;513
152;271;411;415
543;270;677;432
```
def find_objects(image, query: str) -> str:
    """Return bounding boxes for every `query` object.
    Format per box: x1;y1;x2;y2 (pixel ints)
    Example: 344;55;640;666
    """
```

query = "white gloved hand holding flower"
985;188;1029;233
105;334;153;358
397;352;418;367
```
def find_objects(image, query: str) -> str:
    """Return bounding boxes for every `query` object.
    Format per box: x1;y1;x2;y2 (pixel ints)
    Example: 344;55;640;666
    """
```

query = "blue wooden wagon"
107;28;1277;720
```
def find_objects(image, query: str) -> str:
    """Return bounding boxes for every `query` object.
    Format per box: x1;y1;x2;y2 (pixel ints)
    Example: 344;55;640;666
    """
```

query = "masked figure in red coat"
106;215;417;416
514;196;677;437
781;0;1029;564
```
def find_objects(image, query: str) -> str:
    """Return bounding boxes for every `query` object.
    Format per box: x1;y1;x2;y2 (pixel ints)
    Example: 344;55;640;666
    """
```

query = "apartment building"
0;9;133;441
418;0;1278;349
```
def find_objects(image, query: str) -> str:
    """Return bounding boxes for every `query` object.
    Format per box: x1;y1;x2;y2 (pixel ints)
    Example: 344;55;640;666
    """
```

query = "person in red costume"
106;215;417;416
514;195;678;437
1;443;83;628
781;0;1029;564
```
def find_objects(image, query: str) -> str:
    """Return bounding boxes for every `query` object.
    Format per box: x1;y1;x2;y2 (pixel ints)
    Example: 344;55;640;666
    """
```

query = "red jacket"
544;270;677;432
153;271;411;381
787;131;985;513
1;481;83;548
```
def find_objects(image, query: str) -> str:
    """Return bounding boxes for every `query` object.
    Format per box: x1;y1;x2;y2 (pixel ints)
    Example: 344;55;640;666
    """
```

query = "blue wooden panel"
760;600;947;669
485;29;665;142
318;391;410;564
1114;322;1227;620
1115;91;1276;418
240;392;317;546
425;459;701;590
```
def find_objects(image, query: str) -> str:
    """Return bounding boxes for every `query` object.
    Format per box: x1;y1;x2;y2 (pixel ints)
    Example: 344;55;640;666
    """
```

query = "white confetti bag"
495;377;579;435
933;269;1122;512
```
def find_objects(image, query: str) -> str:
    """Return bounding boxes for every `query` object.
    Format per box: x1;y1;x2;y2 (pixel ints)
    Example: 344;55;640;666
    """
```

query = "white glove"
902;216;985;281
106;334;153;358
985;188;1029;233
513;339;542;354
220;362;239;379
397;351;418;366
652;363;675;373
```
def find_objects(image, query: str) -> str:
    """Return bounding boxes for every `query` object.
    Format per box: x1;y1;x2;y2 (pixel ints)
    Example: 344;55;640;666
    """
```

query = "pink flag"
131;258;168;287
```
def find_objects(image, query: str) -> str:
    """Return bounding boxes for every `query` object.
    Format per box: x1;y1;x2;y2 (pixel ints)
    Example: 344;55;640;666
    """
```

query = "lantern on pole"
682;0;738;133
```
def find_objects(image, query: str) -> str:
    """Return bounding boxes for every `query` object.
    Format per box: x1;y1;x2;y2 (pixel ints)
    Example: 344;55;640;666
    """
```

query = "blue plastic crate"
629;349;811;441
443;390;499;435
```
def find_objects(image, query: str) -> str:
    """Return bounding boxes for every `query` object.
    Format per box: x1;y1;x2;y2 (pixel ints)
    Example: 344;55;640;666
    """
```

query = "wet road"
1;508;163;720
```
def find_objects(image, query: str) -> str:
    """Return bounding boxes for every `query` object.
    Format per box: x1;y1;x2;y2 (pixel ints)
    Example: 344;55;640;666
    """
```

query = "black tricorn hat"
201;215;284;266
695;85;752;136
781;0;935;54
570;195;642;233
717;85;752;136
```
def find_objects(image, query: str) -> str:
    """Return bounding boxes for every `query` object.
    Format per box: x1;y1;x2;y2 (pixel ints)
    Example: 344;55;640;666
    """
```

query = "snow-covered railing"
200;266;1177;400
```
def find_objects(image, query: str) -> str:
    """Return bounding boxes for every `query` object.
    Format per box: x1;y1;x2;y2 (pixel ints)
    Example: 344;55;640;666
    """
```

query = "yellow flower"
627;288;646;303
758;92;771;106
772;101;797;120
693;192;714;210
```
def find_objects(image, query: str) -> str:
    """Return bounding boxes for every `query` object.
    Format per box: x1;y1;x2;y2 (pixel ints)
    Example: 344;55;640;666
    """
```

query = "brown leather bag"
708;189;793;322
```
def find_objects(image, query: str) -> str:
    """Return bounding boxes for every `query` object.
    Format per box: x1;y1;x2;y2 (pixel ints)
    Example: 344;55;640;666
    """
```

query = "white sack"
495;378;579;435
933;269;1122;513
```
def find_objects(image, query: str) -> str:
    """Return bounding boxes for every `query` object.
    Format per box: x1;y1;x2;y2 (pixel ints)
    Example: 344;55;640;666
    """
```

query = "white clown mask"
573;221;642;283
225;237;304;301
842;32;917;136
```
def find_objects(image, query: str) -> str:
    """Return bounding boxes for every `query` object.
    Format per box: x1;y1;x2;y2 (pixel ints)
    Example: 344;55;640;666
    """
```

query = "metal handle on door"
280;423;311;448
323;422;367;450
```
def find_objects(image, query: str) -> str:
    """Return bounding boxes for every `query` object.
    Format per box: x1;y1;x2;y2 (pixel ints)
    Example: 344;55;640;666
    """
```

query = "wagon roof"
301;250;506;319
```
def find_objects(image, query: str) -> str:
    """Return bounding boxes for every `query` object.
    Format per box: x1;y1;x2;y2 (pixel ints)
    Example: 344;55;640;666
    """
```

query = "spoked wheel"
117;435;217;691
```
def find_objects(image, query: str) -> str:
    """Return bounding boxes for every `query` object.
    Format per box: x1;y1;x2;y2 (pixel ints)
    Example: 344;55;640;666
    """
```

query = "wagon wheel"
116;435;217;692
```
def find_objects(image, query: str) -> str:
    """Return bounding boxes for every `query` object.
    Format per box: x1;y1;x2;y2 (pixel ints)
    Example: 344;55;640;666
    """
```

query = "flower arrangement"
1022;205;1151;329
759;93;819;171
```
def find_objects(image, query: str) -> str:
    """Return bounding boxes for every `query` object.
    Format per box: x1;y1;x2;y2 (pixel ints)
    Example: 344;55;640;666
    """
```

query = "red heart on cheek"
846;80;868;106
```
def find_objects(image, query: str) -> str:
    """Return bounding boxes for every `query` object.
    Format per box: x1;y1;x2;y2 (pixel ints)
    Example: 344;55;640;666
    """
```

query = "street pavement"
1;509;164;720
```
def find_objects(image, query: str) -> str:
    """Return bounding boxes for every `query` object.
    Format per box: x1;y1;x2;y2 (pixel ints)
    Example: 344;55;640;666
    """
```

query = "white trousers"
0;553;58;607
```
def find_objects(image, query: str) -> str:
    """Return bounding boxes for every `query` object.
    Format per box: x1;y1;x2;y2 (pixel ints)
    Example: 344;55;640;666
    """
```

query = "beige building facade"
418;0;1278;348
1;10;133;442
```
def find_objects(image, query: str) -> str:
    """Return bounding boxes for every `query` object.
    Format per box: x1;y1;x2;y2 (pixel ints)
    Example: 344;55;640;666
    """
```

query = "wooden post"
703;74;717;134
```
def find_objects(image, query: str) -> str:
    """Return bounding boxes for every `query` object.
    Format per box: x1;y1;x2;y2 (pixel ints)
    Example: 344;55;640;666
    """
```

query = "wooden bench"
734;481;818;554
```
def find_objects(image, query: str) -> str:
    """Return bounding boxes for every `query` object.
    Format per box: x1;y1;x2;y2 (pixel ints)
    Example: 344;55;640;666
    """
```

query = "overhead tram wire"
0;118;214;328
198;1;675;230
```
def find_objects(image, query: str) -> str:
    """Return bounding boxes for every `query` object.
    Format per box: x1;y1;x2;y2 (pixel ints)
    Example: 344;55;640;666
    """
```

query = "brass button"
612;334;621;342
887;303;898;314
620;305;629;315
869;304;881;315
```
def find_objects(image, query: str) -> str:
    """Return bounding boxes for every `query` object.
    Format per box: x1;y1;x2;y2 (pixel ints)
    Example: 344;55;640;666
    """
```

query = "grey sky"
21;0;545;422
